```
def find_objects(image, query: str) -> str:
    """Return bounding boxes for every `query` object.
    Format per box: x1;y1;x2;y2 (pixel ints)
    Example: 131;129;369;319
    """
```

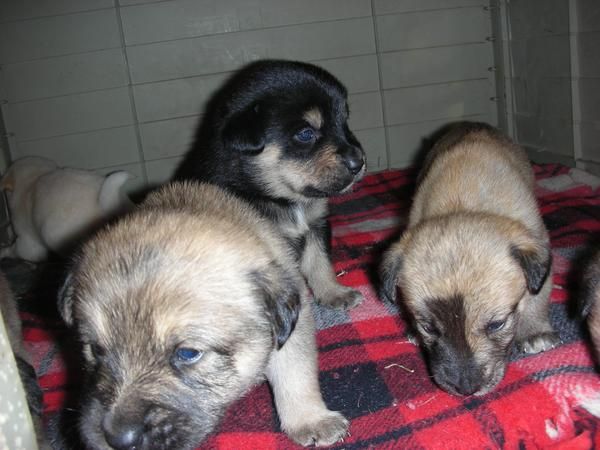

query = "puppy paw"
317;286;363;310
518;332;561;354
286;411;349;447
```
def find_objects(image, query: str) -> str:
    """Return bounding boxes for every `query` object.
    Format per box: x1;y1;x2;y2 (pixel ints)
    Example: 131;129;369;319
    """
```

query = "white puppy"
1;156;133;262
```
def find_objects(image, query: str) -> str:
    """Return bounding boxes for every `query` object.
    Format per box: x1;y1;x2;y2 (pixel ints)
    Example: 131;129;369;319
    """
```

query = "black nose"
102;414;143;450
340;147;364;175
450;376;482;396
439;363;483;396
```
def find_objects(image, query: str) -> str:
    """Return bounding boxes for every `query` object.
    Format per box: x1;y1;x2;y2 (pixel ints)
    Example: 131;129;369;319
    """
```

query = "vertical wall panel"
573;1;600;174
506;0;574;163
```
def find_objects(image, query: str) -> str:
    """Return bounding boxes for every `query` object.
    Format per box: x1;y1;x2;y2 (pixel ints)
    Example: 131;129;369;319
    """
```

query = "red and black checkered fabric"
21;165;600;449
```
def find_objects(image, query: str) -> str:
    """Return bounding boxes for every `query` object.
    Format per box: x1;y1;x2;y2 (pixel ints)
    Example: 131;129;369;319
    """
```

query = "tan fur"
250;142;364;310
61;182;348;449
381;122;558;396
256;144;361;202
303;108;323;130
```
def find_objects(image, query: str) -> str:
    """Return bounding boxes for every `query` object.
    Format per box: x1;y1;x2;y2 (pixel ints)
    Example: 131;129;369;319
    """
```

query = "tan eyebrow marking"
303;108;323;129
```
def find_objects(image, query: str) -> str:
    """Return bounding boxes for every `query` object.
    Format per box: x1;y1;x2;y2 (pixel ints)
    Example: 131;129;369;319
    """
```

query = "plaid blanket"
14;164;600;449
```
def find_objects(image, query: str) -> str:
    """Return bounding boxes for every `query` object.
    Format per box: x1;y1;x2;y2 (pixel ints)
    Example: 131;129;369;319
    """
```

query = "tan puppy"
58;181;348;450
580;248;600;362
381;122;559;396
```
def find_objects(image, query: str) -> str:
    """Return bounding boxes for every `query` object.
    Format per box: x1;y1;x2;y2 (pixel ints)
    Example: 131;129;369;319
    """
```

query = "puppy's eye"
91;344;105;359
294;128;316;144
486;320;506;334
420;322;438;336
174;348;204;364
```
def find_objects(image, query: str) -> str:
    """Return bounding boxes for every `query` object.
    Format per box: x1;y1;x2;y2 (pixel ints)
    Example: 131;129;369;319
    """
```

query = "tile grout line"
370;0;391;171
114;0;148;185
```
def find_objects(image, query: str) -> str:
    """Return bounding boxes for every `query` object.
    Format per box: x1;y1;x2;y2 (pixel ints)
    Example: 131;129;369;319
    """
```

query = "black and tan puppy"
174;59;366;310
58;182;348;450
580;248;600;362
381;122;559;396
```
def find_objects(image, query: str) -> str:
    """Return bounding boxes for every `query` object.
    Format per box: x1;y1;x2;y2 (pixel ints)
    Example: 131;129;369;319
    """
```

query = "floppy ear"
57;272;76;326
0;171;15;191
579;278;600;318
379;240;406;303
222;102;266;153
579;253;600;318
510;239;552;295
251;264;301;349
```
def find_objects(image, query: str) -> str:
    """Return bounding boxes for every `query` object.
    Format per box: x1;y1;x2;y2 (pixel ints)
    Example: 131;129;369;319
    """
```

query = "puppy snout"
445;371;482;396
438;359;484;396
102;413;144;450
339;146;365;175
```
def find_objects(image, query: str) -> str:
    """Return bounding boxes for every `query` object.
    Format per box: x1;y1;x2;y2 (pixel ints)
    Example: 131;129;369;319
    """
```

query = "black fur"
251;266;301;349
423;295;491;396
174;60;366;308
510;244;552;295
579;248;600;317
380;251;403;304
15;356;44;417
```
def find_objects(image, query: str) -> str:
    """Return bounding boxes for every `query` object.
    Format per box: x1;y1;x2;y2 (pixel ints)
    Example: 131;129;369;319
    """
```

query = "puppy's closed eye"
417;320;439;337
485;319;506;334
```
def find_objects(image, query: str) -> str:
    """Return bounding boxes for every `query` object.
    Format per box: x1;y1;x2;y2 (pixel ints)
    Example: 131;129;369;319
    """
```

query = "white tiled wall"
504;0;574;163
0;0;498;191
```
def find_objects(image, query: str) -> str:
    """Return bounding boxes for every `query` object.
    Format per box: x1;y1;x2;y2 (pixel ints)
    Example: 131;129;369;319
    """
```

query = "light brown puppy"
58;181;348;450
580;248;600;362
381;122;559;396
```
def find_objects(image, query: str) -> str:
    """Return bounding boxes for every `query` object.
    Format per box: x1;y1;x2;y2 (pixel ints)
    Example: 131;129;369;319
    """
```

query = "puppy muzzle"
339;145;365;176
431;351;488;396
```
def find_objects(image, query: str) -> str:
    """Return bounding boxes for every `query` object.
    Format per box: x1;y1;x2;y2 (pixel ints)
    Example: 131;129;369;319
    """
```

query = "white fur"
1;156;133;262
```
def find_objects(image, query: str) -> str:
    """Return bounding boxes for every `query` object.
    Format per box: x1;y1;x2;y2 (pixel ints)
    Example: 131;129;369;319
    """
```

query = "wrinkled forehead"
75;272;262;347
404;236;524;300
419;290;517;326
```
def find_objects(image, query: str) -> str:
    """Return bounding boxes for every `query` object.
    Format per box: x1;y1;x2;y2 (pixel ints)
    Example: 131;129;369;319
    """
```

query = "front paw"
286;411;349;447
317;286;363;310
517;331;561;354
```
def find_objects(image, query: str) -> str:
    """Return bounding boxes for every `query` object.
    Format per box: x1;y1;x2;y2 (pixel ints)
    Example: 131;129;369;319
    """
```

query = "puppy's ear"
579;253;600;318
379;240;406;303
57;272;76;326
222;103;266;153
0;172;15;191
251;264;301;349
510;238;552;295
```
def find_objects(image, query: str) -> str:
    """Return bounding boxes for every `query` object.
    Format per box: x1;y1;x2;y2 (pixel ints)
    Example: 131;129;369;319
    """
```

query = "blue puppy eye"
175;348;203;364
295;128;315;143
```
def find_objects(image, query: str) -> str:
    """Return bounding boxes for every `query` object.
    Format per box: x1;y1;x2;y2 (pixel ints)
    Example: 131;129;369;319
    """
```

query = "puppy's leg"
301;222;362;310
515;272;561;354
0;242;16;259
267;300;348;447
14;234;48;262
